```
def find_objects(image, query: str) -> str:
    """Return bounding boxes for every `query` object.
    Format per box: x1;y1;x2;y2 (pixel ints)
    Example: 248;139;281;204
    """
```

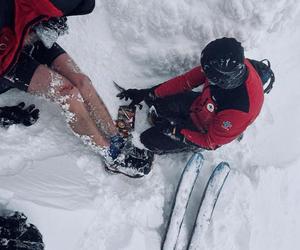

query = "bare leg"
51;53;118;137
28;65;110;148
27;57;153;176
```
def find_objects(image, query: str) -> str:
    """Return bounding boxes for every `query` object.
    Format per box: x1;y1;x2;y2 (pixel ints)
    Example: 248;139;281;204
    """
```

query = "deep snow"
1;0;300;249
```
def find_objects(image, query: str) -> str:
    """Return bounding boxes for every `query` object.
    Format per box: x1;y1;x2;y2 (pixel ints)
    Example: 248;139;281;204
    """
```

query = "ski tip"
213;162;231;177
191;152;204;161
186;152;204;171
216;161;230;170
193;151;204;157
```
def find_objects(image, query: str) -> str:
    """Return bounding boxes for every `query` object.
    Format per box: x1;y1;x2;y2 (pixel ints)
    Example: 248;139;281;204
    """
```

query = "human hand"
117;88;151;108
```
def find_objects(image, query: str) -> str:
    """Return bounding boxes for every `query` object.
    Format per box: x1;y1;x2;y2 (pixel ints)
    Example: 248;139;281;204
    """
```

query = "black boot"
105;140;154;178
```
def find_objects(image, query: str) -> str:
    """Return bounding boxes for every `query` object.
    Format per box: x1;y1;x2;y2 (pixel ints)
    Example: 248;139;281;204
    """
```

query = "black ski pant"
140;91;200;154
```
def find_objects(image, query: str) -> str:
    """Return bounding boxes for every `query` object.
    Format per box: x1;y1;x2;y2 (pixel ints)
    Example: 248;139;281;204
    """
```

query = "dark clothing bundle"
0;211;44;250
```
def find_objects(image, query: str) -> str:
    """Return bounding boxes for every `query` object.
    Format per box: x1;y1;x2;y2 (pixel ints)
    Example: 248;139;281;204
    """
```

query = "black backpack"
249;59;275;94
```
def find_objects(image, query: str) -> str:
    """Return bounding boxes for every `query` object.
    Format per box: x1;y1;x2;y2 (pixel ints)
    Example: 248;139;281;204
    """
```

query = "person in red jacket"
0;0;153;178
118;37;264;154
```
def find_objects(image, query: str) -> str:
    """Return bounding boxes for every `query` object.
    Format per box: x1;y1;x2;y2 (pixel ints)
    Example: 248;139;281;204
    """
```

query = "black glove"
0;102;40;128
117;88;156;108
0;211;44;250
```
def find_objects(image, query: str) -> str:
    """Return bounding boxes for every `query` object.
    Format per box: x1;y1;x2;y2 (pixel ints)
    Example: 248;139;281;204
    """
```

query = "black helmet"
201;37;247;89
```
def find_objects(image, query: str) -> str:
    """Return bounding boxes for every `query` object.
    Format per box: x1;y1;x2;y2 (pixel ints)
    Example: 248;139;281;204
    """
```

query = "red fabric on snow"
0;0;63;76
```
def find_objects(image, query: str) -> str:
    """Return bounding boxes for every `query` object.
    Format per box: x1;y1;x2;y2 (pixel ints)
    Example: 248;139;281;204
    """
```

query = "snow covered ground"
1;0;300;249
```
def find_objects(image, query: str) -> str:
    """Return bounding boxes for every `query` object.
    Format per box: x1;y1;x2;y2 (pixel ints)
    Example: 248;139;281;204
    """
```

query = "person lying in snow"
0;210;44;250
0;0;153;178
118;37;265;154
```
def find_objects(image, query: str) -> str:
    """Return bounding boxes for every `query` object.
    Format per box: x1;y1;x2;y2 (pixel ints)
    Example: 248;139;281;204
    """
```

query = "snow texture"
1;0;300;250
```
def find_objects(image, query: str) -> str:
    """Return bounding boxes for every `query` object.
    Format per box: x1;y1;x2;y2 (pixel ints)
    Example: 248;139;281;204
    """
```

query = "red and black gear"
153;59;264;150
0;0;95;76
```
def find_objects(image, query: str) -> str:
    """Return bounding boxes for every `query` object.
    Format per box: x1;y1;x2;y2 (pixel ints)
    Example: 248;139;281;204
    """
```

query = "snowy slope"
1;0;300;249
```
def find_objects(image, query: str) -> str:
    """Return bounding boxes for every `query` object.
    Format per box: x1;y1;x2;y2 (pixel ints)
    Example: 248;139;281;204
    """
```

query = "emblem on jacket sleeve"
0;37;9;54
206;103;215;112
0;28;14;55
222;121;232;130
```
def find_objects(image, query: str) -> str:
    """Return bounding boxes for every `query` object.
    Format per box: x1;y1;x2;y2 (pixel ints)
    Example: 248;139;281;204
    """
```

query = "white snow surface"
1;0;300;249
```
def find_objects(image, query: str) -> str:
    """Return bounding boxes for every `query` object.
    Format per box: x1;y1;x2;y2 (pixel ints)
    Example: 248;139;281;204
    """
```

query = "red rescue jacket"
154;59;264;150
